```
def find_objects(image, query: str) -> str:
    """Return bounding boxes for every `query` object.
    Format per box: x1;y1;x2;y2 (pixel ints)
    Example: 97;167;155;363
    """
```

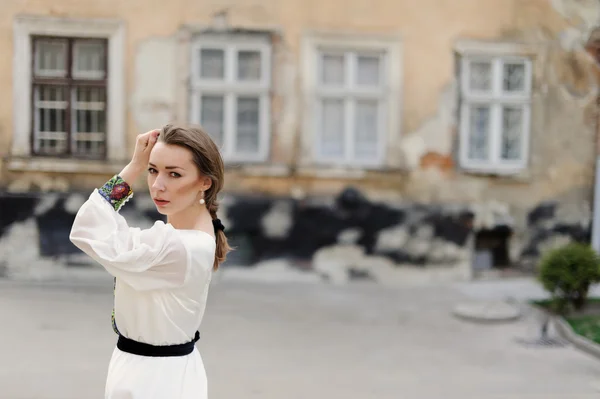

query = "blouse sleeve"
69;175;189;291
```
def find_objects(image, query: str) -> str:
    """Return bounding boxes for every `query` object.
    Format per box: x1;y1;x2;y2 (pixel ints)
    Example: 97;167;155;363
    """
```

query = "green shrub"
538;242;600;315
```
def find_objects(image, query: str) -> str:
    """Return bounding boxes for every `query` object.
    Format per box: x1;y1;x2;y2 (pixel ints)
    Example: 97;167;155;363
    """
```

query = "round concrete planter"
452;300;521;323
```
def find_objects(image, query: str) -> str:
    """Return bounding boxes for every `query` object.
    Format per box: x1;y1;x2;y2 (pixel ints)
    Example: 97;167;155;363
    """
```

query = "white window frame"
12;15;126;166
457;43;533;174
189;35;272;163
302;33;402;169
315;49;388;166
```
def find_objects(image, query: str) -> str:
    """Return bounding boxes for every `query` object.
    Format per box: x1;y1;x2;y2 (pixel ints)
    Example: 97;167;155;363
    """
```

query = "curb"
553;313;600;360
529;303;600;361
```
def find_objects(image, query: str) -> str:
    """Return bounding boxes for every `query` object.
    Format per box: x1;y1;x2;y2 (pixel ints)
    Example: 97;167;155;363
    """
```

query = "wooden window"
31;36;108;159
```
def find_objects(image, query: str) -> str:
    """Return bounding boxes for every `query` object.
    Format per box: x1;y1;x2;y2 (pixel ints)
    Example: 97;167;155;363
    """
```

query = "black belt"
116;331;201;357
111;278;201;357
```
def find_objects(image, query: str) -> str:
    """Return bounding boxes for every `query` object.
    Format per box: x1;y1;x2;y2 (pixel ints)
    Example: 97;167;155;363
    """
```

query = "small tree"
538;242;600;315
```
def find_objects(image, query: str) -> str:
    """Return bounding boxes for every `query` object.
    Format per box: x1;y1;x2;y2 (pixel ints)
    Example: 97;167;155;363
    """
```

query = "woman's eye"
148;168;157;174
170;172;181;178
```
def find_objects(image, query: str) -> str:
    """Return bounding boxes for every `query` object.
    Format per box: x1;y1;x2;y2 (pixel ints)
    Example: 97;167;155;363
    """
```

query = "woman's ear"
202;176;212;191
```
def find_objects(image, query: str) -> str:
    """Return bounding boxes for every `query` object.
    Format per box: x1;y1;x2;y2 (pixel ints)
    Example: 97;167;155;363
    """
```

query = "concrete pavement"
1;275;600;398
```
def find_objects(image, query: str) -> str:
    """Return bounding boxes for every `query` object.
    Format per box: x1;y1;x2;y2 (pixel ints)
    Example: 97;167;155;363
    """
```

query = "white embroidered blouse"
69;175;215;346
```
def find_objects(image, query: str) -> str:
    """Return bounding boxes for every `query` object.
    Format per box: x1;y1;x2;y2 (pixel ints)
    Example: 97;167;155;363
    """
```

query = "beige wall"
0;0;598;215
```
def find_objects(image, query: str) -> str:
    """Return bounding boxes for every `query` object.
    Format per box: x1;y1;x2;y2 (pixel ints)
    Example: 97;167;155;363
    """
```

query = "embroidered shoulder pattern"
98;175;133;212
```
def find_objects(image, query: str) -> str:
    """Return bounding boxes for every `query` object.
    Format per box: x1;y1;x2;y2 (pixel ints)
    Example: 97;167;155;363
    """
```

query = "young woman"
70;124;231;399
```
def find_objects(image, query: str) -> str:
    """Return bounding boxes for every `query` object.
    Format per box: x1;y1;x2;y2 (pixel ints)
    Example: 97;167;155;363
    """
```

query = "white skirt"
105;347;207;399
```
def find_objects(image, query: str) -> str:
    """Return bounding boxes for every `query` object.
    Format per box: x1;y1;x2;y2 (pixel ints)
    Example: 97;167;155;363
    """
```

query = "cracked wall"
0;0;600;278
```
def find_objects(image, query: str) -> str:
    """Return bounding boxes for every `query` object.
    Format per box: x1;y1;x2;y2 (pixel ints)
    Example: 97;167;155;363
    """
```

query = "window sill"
225;163;292;177
223;164;398;179
5;156;126;174
459;165;531;182
296;166;368;179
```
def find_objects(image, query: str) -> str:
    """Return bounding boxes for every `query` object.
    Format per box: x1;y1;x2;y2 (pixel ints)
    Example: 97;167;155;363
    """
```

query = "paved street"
1;274;600;399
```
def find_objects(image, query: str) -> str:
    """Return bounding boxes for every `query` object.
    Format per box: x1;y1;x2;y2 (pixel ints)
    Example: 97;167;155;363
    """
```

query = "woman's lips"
153;199;170;206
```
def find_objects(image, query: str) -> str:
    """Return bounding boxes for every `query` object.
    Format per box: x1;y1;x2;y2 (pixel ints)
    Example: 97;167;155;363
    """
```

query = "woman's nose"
152;176;166;191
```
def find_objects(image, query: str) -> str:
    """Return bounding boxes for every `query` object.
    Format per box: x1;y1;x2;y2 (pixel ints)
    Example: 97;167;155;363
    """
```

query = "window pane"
356;55;380;86
467;105;490;161
200;95;224;146
319;99;345;157
503;62;526;93
199;49;225;79
73;40;106;79
501;106;524;160
354;100;379;160
73;87;107;157
237;51;261;81
35;39;67;77
468;61;492;92
235;97;260;153
34;85;68;154
321;53;345;86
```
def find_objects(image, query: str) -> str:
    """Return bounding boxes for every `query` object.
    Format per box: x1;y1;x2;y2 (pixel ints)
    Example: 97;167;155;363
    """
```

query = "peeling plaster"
550;0;600;31
398;134;427;170
273;44;299;160
33;194;59;216
131;37;178;133
550;0;600;102
64;193;86;214
399;82;457;171
409;82;458;156
261;200;293;239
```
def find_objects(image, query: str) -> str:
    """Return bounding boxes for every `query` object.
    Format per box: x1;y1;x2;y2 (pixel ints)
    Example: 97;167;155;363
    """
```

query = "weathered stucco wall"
0;0;599;281
1;0;593;197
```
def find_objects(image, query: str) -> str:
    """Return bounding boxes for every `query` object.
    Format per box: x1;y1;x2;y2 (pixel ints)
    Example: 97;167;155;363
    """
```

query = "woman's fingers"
146;130;159;151
130;129;160;166
137;129;159;151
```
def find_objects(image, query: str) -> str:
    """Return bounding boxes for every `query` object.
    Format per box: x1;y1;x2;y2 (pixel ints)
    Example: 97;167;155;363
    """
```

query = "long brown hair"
158;123;232;270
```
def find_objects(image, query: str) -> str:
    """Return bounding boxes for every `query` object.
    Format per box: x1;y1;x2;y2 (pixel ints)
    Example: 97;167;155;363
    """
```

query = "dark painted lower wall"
0;186;591;282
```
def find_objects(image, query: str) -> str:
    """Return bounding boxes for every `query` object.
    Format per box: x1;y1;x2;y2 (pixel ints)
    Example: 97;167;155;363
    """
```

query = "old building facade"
0;0;599;283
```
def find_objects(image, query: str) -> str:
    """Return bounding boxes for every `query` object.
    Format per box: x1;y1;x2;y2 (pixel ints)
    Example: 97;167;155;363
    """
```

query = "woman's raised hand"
131;130;160;168
119;129;160;184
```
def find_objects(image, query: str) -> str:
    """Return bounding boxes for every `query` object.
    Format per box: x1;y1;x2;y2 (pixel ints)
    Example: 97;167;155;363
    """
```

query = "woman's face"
147;142;210;215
